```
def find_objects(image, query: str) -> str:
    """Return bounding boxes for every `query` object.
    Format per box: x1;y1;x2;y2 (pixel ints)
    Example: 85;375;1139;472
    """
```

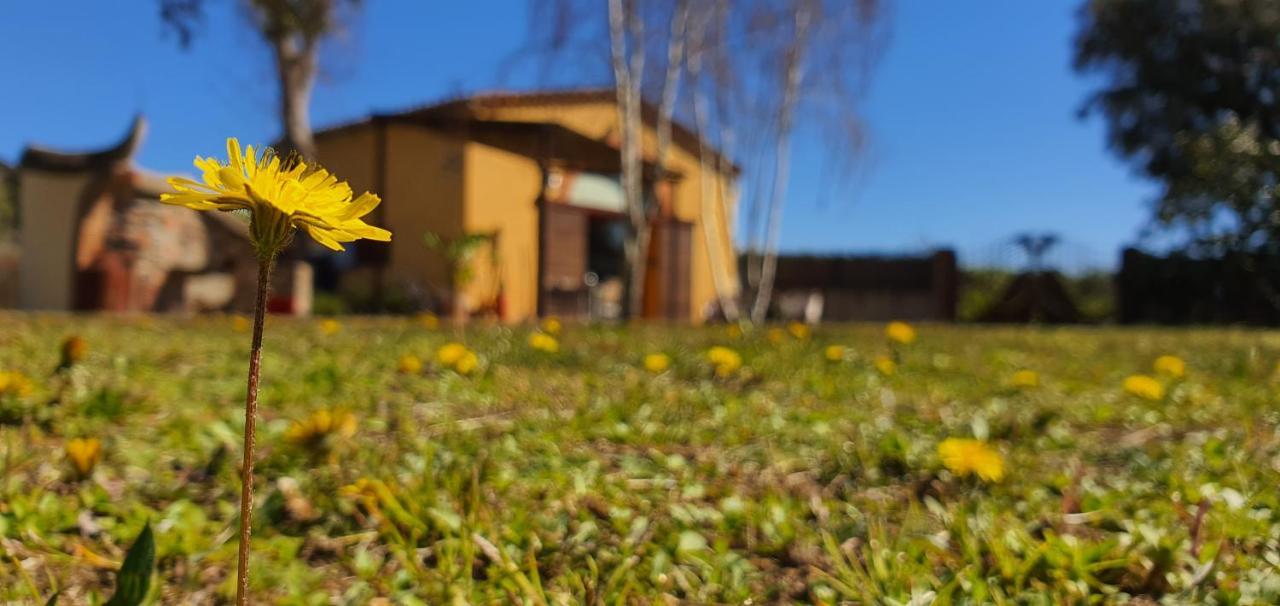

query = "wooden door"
539;203;589;318
647;220;692;321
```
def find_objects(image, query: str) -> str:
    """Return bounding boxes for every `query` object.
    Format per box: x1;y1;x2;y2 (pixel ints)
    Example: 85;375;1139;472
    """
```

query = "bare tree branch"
750;0;812;324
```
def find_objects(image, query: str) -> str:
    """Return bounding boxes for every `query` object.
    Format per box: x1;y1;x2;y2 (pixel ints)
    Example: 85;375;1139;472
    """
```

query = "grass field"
1;313;1278;604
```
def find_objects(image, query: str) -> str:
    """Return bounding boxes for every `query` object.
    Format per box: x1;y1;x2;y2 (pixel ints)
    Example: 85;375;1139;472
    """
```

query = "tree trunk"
688;7;740;322
749;4;810;325
273;38;318;159
749;127;795;324
609;0;649;320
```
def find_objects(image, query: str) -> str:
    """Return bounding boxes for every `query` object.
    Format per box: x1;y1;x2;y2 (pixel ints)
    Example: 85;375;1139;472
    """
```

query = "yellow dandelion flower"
286;408;357;449
644;353;672;373
766;327;786;344
885;321;916;345
454;351;480;375
0;371;35;397
437;342;469;367
435;343;479;374
874;355;897;376
340;477;383;501
787;322;811;340
528;332;560;354
169;139;392;599
1009;369;1040;389
340;477;389;521
162;137;391;255
398;354;423;375
66;437;102;478
418;312;440;330
824;345;847;362
1153;355;1186;379
938;438;1004;482
706;346;742;378
231;314;251;333
1123;374;1165;401
319;318;342;335
540;316;563;336
706;346;736;365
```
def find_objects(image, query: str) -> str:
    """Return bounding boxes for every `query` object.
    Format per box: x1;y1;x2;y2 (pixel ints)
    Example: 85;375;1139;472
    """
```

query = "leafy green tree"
1075;0;1280;255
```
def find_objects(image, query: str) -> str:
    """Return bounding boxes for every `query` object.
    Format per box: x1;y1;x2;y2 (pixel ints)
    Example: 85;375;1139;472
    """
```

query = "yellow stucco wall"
315;122;465;301
460;141;543;323
475;101;740;322
383;123;465;293
312;127;376;199
18;169;95;309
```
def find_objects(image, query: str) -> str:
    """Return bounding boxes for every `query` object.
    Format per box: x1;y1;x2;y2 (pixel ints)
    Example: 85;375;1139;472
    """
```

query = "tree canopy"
1075;0;1280;255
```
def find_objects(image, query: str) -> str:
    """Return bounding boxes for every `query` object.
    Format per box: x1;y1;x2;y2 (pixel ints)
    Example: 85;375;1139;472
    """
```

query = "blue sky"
0;1;1154;270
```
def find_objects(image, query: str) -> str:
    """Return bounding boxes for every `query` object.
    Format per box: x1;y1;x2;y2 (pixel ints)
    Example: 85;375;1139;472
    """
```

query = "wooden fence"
1118;247;1280;324
741;250;958;322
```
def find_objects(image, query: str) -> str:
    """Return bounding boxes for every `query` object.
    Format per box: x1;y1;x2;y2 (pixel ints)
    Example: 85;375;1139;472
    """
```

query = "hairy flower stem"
236;253;274;605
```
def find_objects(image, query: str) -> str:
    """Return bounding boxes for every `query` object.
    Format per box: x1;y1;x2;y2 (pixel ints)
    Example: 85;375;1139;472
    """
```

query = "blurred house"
15;118;311;314
745;250;958;322
312;89;740;323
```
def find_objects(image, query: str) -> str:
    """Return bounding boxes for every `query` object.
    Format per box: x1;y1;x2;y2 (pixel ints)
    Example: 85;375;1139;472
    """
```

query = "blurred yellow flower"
1010;369;1040;389
644;353;672;373
286;408;357;449
529;332;560;354
340;477;384;501
938;438;1004;482
340;477;392;522
707;346;742;378
1153;355;1186;378
231;314;251;333
454;351;480;375
437;342;468;366
418;312;440;330
766;327;785;344
162;137;391;254
436;342;479;375
540;316;563;336
787;322;811;340
1123;374;1165;401
0;370;35;397
66;437;102;478
874;355;897;376
886;321;917;345
824;345;846;362
398;354;423;375
320;318;342;335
